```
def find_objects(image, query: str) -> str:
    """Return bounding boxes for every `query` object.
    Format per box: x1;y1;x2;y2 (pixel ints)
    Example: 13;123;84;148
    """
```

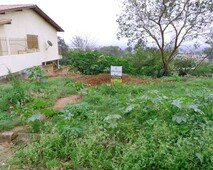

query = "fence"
0;37;39;56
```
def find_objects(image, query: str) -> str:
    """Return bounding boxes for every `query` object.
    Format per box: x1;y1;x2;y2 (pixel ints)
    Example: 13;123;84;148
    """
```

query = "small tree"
58;36;69;56
70;35;96;51
98;46;123;56
117;0;213;75
58;36;69;65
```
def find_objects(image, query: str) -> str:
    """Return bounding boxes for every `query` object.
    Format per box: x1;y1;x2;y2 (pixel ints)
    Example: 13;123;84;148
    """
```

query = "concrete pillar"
6;38;11;55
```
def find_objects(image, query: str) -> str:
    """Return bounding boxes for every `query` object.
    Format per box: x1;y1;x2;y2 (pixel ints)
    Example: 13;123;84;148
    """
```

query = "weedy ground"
0;76;213;169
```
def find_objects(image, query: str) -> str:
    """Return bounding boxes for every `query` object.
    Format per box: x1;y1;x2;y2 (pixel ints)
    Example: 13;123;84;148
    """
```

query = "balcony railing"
0;37;39;56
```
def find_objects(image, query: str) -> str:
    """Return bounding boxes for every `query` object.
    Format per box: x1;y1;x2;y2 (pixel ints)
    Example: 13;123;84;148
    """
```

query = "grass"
0;76;213;169
0;112;22;131
0;77;83;132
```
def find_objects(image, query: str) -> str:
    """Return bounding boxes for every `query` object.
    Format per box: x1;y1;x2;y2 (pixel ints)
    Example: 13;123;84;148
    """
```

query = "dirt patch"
53;94;81;110
71;73;152;86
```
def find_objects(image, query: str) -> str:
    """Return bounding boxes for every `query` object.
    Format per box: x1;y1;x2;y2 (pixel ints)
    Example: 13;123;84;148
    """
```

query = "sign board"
111;66;122;83
111;66;122;76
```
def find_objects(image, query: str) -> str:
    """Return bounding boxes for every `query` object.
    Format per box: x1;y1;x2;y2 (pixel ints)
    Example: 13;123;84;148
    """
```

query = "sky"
2;0;127;47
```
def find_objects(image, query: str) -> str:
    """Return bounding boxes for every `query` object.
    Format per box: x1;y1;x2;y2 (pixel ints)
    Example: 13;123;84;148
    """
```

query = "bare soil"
53;94;81;110
71;73;154;86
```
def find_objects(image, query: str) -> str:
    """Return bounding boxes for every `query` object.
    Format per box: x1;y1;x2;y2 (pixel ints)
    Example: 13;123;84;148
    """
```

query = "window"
27;34;39;49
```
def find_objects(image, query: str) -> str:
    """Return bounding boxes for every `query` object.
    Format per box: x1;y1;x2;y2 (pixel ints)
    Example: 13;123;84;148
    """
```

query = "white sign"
111;66;122;76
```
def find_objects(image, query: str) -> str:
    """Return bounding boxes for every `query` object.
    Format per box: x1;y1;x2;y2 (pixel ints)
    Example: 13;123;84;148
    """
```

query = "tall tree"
117;0;213;75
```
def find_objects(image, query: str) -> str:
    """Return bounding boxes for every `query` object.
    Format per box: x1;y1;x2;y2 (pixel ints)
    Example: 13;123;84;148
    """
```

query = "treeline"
58;37;213;77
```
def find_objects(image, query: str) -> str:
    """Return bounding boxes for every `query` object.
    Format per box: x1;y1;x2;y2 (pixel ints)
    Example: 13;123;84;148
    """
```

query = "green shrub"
127;47;163;76
189;62;213;76
8;72;30;105
0;112;22;131
27;66;47;82
172;58;196;76
172;59;213;77
63;50;136;75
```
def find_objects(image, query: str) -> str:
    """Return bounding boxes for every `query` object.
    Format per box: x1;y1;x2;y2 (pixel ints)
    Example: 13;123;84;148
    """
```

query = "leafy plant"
64;50;136;75
127;47;163;76
5;77;213;169
27;66;47;82
8;71;29;105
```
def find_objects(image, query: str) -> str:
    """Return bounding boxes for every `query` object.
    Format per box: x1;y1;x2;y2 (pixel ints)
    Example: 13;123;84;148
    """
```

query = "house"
0;4;64;77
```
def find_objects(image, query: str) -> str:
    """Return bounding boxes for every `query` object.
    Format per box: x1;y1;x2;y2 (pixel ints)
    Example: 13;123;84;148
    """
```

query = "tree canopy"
117;0;213;75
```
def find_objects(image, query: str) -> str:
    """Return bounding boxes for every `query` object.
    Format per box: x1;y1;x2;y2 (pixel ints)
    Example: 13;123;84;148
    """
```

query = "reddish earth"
70;73;154;86
53;94;81;110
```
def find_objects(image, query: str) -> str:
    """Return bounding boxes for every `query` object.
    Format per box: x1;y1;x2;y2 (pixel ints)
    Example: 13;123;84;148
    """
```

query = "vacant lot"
0;75;213;169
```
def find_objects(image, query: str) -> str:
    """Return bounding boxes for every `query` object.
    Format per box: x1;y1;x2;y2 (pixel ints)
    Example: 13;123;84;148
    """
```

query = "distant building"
0;4;64;77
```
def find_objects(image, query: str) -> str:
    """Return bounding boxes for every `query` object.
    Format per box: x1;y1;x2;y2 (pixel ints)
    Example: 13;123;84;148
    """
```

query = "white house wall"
0;26;5;36
0;53;42;76
0;9;61;76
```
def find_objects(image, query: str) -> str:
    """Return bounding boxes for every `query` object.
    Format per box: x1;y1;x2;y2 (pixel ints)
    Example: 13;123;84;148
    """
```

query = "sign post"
111;66;122;83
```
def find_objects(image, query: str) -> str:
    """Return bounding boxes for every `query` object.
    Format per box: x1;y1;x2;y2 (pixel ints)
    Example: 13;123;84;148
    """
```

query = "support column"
57;60;60;68
6;38;11;55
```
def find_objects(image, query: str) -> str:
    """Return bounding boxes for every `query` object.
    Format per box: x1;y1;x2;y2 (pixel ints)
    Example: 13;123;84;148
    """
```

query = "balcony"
0;36;39;56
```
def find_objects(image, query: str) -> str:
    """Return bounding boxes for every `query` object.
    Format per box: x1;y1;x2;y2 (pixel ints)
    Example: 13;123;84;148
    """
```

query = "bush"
172;58;213;77
8;71;29;105
63;50;136;75
172;58;196;76
27;66;47;82
189;62;213;76
127;47;162;76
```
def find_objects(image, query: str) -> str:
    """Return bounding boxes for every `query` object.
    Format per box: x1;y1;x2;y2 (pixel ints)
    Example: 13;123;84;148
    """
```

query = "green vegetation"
189;62;213;77
117;0;213;75
172;58;213;77
27;66;47;82
0;76;82;132
61;50;213;77
127;47;163;77
64;51;136;75
1;76;212;169
0;112;22;132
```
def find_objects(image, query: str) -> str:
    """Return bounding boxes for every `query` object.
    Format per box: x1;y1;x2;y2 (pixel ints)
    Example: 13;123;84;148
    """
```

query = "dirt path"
53;94;81;110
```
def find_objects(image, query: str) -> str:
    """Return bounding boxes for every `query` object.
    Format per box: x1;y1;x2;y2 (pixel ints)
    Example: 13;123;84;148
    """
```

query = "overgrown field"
1;77;213;169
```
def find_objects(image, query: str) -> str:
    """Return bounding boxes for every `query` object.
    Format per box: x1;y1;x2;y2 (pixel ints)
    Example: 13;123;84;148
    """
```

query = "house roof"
0;4;64;32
